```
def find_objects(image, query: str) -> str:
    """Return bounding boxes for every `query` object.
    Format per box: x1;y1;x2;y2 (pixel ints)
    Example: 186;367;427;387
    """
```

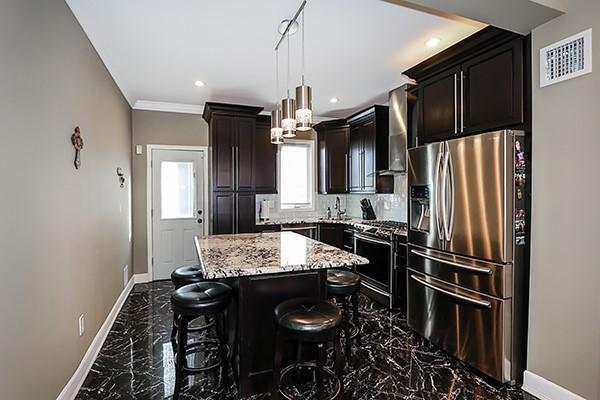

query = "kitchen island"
194;231;368;397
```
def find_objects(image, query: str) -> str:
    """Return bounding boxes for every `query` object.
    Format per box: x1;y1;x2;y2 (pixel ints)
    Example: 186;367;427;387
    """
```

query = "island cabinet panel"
347;105;390;193
315;120;349;194
254;115;277;194
318;223;345;250
234;271;327;397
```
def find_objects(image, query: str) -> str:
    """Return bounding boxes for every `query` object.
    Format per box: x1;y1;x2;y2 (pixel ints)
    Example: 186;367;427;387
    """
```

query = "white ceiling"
67;0;482;118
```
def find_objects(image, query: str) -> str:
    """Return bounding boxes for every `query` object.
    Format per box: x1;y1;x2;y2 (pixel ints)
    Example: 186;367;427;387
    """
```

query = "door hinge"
151;208;154;217
151;257;154;265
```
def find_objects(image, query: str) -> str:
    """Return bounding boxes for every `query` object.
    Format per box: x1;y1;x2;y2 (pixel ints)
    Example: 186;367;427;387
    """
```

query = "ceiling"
66;0;483;118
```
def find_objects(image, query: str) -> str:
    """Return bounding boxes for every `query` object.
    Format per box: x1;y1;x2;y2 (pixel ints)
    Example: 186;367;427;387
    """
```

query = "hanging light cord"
286;32;291;98
275;49;280;110
301;9;305;85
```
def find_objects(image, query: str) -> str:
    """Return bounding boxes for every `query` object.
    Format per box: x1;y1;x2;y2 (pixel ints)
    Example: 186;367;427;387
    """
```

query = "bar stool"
271;298;345;400
170;282;232;399
327;269;362;358
170;265;213;341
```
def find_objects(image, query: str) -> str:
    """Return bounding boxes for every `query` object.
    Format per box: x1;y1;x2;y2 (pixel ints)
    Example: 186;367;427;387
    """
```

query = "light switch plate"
135;145;143;155
78;314;85;337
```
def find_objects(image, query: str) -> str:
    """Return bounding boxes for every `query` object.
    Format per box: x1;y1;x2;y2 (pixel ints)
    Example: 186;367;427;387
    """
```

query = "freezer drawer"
407;269;513;383
408;244;513;298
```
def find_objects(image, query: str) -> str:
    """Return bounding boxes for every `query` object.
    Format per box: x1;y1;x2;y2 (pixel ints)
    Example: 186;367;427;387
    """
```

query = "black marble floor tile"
76;281;538;400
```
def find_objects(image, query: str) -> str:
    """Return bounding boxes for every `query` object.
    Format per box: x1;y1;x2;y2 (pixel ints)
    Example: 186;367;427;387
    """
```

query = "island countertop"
194;231;369;279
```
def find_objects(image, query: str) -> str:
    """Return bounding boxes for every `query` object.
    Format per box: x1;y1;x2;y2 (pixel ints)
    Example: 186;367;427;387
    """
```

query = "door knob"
198;210;202;215
197;218;203;224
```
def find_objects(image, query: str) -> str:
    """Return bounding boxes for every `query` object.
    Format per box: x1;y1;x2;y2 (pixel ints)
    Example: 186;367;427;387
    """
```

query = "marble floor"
76;281;538;400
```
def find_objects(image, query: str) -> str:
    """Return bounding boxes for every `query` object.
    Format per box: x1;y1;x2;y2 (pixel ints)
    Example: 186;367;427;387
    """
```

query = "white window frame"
277;138;316;212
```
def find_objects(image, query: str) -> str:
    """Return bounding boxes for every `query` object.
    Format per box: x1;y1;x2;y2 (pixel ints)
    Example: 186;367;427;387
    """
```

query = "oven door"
354;233;392;306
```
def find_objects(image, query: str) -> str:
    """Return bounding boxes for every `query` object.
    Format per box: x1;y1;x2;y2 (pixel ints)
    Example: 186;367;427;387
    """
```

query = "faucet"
334;197;346;220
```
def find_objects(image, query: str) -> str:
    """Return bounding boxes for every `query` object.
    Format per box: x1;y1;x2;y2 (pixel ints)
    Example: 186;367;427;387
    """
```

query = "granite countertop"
194;232;369;279
256;217;408;237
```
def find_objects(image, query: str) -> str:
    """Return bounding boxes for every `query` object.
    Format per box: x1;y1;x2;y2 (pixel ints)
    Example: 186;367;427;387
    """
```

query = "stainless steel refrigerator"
407;129;529;384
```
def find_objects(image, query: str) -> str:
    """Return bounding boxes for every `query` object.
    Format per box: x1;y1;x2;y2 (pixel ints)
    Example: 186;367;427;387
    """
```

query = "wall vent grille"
540;29;592;87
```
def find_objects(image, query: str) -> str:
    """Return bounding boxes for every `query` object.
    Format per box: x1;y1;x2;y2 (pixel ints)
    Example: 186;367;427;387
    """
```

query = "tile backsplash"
256;175;407;222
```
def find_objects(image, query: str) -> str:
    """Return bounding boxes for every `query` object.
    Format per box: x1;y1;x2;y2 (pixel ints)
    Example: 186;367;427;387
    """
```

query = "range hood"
377;83;415;175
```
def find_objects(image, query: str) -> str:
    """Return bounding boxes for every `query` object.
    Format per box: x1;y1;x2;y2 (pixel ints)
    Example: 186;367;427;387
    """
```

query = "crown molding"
133;100;204;115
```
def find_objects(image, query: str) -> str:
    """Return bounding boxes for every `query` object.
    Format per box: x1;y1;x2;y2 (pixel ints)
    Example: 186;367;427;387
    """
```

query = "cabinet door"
418;66;461;143
326;127;349;193
212;117;235;191
318;223;344;250
461;39;523;134
361;120;376;192
236;116;255;191
236;192;256;234
254;118;277;194
213;192;235;234
349;126;362;192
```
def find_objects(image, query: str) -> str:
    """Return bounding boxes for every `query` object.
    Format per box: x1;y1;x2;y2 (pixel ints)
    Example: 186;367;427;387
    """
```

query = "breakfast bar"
194;231;368;396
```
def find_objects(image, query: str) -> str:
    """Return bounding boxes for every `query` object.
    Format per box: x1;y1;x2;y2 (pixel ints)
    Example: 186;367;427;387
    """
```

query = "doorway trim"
146;144;209;281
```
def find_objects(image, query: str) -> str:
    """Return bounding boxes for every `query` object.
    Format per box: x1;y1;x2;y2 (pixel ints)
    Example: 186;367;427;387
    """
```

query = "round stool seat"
327;269;361;296
171;282;231;317
274;298;342;343
171;265;204;288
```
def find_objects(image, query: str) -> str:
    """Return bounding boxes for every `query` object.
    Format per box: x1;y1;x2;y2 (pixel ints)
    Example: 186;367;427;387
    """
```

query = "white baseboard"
522;370;587;400
56;276;135;400
134;273;151;284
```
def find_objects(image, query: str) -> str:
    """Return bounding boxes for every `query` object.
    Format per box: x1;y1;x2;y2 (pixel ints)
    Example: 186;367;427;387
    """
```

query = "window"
279;140;314;210
161;161;195;219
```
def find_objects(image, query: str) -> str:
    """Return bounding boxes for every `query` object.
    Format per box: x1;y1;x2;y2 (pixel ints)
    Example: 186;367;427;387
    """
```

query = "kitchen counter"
194;231;369;279
194;231;368;396
256;217;408;237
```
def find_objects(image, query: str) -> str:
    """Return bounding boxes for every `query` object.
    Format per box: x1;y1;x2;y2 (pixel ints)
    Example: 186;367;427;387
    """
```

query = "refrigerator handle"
441;147;450;241
434;147;445;240
410;274;492;308
445;146;455;241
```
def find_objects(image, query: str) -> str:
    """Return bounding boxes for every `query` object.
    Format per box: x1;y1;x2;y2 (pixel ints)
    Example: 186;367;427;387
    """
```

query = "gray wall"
529;1;600;398
131;110;208;275
0;1;132;399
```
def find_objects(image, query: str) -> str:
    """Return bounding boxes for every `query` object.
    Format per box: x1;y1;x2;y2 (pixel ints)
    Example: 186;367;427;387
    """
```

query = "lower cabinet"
318;223;345;250
213;192;256;234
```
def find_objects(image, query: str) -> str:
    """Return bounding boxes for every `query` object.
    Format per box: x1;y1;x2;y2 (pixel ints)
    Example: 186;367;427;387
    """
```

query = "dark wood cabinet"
347;105;391;193
254;115;277;194
418;66;461;144
204;103;263;234
462;39;523;134
405;27;527;145
318;223;345;250
314;120;349;194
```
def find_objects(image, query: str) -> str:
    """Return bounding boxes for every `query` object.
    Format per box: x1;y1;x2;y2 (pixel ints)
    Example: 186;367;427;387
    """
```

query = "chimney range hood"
377;83;415;175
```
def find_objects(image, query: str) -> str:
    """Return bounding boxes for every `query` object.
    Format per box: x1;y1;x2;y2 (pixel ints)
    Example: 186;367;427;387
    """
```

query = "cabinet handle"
460;71;464;133
345;153;348;191
453;73;458;134
231;146;236;189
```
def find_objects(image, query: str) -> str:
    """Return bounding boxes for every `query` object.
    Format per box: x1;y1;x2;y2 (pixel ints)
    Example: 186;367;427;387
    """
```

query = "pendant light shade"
281;97;297;137
295;84;312;131
270;109;284;144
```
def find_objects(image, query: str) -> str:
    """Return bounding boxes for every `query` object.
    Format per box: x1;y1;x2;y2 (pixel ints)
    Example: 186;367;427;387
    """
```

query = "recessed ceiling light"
194;80;205;87
330;97;339;104
425;37;441;48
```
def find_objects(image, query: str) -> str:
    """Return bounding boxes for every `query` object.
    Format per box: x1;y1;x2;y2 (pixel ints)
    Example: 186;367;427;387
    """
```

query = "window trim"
277;138;316;212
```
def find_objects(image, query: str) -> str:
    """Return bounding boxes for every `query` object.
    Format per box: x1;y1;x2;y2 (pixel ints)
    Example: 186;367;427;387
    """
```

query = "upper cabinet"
347;106;392;194
203;103;263;192
314;120;349;194
405;27;527;145
254;115;277;194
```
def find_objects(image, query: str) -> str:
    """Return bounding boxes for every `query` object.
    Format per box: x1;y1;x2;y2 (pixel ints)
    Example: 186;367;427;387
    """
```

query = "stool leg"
271;329;284;400
215;312;229;386
171;313;179;341
173;317;188;399
341;297;352;359
351;293;362;347
333;336;345;399
316;343;326;400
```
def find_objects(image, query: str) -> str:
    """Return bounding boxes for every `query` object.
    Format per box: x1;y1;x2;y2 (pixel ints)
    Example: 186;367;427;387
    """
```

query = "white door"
152;149;206;280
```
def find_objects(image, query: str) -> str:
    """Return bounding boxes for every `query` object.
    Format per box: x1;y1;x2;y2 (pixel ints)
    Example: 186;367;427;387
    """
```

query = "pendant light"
271;50;284;144
281;32;297;138
295;9;312;131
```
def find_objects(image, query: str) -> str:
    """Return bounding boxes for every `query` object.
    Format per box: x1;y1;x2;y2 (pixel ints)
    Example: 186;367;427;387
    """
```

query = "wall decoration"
116;167;125;188
71;126;84;169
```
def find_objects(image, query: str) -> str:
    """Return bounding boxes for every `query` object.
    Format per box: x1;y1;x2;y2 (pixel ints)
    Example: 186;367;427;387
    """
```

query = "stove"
352;220;408;309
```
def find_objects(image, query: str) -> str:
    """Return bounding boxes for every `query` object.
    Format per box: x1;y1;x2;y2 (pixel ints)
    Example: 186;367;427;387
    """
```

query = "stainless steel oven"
354;233;394;308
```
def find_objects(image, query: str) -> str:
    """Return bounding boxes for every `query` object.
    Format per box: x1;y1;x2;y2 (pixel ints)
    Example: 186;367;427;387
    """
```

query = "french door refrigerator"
407;130;529;384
